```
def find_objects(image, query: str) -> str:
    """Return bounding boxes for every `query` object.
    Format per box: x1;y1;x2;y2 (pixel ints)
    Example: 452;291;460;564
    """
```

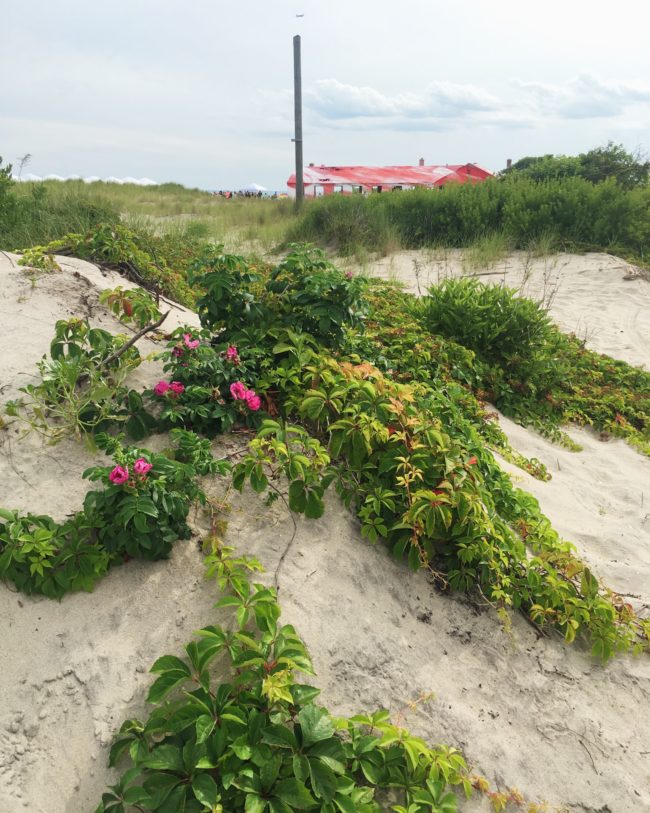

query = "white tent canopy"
241;182;266;192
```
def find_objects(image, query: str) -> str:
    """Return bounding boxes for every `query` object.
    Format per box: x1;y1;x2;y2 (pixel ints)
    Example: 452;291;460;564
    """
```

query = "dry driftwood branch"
101;310;169;368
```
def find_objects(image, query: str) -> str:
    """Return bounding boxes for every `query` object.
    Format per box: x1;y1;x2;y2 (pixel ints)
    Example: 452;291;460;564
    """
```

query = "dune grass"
7;180;301;255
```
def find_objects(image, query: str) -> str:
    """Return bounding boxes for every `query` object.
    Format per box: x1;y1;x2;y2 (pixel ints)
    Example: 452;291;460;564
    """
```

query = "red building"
287;160;492;196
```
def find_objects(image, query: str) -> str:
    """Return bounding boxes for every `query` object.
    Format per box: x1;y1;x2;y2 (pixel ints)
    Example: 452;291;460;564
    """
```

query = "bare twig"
263;480;298;592
0;250;18;267
101;310;169;368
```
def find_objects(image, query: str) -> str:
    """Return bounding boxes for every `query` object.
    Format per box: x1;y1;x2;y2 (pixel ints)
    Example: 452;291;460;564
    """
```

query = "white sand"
1;251;649;813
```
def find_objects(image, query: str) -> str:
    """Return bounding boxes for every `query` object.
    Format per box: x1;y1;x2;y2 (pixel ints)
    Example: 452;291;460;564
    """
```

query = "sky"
2;0;649;191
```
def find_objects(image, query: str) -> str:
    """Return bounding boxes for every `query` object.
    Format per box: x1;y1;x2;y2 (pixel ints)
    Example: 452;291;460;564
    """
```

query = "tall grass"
4;175;649;264
0;182;120;249
4;180;300;254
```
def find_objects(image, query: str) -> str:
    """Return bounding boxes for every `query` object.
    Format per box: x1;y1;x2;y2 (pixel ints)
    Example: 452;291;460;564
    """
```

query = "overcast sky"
2;0;649;190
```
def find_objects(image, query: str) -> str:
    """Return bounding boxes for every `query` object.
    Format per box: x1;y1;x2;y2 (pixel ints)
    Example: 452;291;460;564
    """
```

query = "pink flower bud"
230;381;248;400
109;465;129;485
245;393;261;411
133;458;153;476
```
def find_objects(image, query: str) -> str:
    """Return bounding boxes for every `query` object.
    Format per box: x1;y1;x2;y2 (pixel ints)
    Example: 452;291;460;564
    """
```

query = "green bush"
190;244;369;349
423;279;553;367
290;176;650;256
0;431;226;598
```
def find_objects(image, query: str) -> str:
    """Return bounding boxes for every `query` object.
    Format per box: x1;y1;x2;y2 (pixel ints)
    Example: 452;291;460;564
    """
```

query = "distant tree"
503;142;649;188
504;154;581;182
578;142;649;189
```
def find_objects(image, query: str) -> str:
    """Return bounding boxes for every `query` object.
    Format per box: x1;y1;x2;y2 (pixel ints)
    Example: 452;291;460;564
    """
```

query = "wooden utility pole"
293;34;304;207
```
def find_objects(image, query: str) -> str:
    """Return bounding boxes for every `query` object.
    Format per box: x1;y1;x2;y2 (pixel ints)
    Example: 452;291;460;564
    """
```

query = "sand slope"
1;252;649;813
354;249;649;369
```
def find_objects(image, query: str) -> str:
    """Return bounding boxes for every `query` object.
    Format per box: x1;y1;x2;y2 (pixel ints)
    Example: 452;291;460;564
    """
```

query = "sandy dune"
0;251;648;812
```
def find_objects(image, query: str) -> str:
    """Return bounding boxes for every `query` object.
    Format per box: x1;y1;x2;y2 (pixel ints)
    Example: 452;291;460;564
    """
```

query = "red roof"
287;163;492;190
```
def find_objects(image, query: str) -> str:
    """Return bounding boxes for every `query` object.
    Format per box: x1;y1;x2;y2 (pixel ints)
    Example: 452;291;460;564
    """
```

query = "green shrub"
423;278;553;367
0;431;226;598
190;244;369;350
290;176;650;256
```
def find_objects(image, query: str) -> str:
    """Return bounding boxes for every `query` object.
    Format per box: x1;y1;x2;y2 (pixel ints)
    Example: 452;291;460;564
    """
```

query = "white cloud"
304;78;500;124
516;74;650;119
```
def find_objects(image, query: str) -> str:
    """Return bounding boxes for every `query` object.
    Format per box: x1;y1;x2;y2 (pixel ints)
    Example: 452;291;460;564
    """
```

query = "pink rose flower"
154;381;170;396
245;393;261;411
171;346;183;357
169;381;185;396
109;465;129;485
133;458;153;476
225;345;239;361
230;381;248;400
183;333;200;350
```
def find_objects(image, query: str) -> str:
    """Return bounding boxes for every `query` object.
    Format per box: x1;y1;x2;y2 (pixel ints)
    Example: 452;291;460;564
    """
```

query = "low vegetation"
2;160;649;811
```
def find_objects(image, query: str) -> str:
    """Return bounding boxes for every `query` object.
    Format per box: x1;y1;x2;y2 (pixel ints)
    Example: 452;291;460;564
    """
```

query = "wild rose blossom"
153;381;170;396
183;333;200;350
245;393;261;411
225;345;239;362
133;458;153;476
230;381;248;400
171;346;183;357
169;381;185;396
230;381;261;411
109;465;129;485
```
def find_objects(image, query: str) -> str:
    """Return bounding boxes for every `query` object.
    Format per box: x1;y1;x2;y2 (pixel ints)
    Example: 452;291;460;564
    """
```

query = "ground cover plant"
97;537;552;813
165;245;649;659
6;316;145;441
3;224;650;809
3;245;648;656
359;279;650;454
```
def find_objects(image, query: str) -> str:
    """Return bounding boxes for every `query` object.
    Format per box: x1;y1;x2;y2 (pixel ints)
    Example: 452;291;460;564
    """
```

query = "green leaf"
192;774;220;807
308;758;337;802
147;672;190;704
274;778;317;809
245;793;267;813
122;787;150;805
297;706;334;746
141;744;184;772
196;715;215;744
288;480;307;514
304;490;325;520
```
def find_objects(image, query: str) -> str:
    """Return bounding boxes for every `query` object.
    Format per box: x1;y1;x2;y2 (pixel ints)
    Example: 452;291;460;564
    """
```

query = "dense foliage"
361;282;650;455
503;142;650;189
289;175;650;257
